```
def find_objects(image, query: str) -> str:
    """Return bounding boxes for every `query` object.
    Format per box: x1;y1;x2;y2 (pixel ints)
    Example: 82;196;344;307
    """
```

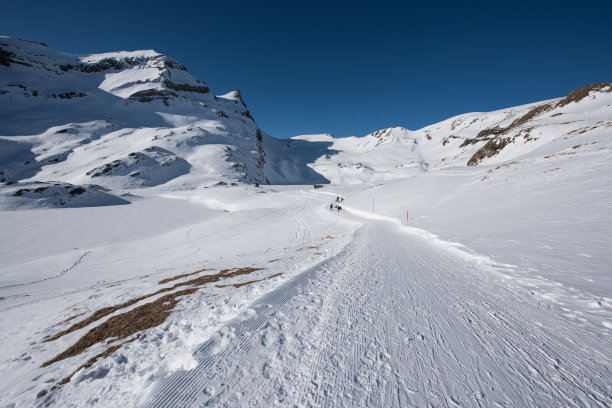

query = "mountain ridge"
1;36;611;207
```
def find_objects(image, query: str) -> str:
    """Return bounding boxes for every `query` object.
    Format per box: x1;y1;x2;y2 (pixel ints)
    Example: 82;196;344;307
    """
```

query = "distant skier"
337;205;342;212
330;203;333;211
336;196;340;202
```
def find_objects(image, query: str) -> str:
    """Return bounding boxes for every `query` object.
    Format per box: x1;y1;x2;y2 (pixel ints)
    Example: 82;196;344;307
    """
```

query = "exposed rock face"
555;82;612;108
59;54;189;74
463;82;612;166
4;181;129;208
161;78;209;94
0;37;272;193
467;137;513;166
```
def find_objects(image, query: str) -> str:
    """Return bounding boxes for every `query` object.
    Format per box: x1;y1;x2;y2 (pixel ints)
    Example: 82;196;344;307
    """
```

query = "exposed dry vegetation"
58;336;141;386
555;83;612;108
42;288;198;368
508;103;553;129
465;83;611;166
467;137;513;166
158;267;211;284
42;266;265;369
218;273;283;289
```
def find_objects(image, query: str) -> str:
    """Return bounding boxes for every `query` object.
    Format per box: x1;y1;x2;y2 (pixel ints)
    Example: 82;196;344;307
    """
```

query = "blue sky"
4;1;611;138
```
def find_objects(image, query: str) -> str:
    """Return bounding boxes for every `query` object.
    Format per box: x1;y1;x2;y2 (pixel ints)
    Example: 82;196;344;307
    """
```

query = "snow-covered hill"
294;83;612;184
2;37;611;206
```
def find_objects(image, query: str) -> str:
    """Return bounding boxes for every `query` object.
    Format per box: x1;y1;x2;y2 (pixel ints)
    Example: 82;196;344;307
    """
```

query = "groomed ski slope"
142;206;611;407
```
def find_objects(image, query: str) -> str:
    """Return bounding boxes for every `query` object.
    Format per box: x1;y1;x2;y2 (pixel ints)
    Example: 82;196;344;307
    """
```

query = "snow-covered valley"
1;37;611;407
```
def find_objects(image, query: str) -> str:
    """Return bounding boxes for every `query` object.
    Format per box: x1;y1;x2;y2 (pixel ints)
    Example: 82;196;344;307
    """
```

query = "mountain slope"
294;83;612;184
0;37;271;204
2;36;611;200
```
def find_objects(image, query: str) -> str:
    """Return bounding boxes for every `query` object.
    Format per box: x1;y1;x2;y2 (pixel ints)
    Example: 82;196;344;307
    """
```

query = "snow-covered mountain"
0;37;278;207
1;36;611;207
294;82;612;183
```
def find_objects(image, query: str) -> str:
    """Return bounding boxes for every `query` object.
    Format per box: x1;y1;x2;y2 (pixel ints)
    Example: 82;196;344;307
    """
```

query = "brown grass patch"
58;336;141;386
572;145;581;149
544;168;561;173
267;259;280;263
158;268;211;284
61;313;85;325
44;290;171;344
556;83;612;108
467;137;513;166
44;267;263;344
219;273;283;289
42;288;198;368
509;103;553;129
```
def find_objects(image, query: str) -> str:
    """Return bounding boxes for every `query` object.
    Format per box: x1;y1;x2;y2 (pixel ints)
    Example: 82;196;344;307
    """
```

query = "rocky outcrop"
467;137;513;166
555;82;612;108
161;78;209;94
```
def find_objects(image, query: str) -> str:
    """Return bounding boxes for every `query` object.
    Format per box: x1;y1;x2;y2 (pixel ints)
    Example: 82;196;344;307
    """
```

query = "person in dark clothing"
330;203;333;211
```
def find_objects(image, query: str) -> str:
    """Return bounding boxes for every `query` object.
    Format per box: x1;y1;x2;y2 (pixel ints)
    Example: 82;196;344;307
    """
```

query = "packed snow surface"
2;153;611;407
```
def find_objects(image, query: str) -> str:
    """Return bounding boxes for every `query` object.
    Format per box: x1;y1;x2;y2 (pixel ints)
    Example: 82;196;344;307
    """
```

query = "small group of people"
330;203;343;212
330;196;344;212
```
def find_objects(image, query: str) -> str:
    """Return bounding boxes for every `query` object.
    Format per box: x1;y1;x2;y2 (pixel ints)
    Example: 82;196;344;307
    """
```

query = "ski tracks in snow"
142;221;612;407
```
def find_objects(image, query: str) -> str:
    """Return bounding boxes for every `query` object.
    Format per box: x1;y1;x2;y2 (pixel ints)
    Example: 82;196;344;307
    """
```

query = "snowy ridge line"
345;206;517;272
0;251;91;290
140;237;354;408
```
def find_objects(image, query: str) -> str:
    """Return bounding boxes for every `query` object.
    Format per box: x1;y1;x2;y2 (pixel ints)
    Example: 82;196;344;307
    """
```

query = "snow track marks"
142;221;611;407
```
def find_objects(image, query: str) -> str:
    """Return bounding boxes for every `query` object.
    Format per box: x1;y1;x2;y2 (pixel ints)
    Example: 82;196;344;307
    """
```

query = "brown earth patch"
219;273;283;289
267;259;280;263
58;335;141;386
510;104;553;129
44;267;263;344
158;268;211;284
467;137;513;166
556;83;612;108
544;168;561;173
61;313;85;325
42;288;198;368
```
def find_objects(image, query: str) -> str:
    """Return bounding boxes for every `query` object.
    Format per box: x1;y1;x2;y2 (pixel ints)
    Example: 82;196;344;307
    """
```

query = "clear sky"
4;0;611;138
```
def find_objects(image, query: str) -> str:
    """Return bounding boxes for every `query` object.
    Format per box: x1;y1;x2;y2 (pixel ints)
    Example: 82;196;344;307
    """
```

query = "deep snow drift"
1;37;611;407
